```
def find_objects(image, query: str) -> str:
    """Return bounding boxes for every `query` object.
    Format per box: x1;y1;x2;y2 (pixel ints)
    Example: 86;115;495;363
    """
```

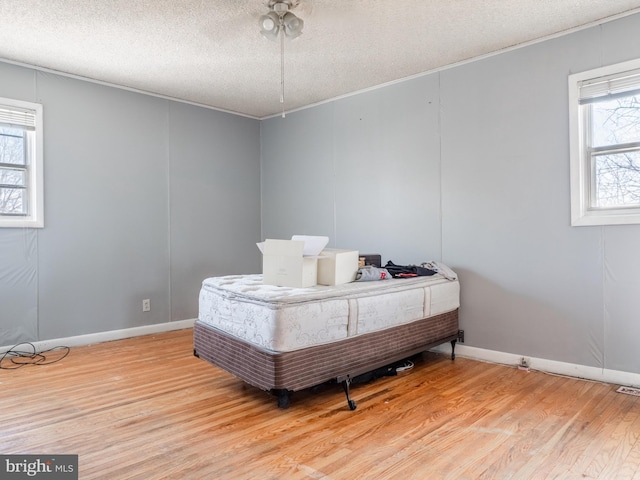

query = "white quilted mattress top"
198;269;460;353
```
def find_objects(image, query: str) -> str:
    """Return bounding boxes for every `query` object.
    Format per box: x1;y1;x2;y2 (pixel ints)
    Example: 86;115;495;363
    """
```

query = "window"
569;59;640;226
0;97;43;228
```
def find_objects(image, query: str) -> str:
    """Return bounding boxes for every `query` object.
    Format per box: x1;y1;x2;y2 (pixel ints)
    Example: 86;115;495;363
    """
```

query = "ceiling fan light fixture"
259;11;280;40
282;12;303;38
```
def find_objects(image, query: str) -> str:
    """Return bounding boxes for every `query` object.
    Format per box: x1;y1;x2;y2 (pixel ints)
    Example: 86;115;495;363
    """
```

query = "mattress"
198;270;460;353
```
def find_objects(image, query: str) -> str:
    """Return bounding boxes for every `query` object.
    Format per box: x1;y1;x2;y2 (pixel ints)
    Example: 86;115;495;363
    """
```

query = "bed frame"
194;309;463;410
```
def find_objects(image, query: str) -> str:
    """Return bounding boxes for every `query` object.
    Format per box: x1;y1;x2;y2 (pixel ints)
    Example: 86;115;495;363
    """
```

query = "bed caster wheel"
348;400;357;411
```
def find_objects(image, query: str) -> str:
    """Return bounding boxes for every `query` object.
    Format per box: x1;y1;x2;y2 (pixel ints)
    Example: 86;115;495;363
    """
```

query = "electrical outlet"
142;299;151;312
518;357;530;371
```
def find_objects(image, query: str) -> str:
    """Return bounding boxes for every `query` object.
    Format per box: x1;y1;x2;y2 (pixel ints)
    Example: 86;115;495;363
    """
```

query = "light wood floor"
2;328;640;479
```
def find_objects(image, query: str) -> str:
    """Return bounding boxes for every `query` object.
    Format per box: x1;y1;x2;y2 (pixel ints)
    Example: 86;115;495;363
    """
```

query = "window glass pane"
594;151;640;208
0;186;27;214
591;94;640;148
0;97;41;227
0;126;26;166
0;167;26;186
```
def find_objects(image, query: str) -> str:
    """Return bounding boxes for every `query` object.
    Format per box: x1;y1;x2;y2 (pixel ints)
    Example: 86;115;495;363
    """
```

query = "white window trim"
569;58;640;227
0;97;43;228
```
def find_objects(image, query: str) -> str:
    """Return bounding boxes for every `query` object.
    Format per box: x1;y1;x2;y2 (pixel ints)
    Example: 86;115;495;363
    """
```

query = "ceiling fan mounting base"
267;0;301;12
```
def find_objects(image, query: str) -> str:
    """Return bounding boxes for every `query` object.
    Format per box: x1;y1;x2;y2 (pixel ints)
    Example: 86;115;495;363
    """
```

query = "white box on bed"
317;248;359;286
262;239;318;288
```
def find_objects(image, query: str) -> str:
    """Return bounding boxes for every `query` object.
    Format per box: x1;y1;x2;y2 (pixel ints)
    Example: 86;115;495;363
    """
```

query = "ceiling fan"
259;0;312;117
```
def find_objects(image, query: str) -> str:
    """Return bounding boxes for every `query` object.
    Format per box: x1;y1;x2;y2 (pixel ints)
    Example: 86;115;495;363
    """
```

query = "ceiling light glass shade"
282;12;303;38
260;11;280;40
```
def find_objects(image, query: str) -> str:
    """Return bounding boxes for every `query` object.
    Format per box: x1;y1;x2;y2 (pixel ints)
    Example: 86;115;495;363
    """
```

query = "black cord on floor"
0;342;70;369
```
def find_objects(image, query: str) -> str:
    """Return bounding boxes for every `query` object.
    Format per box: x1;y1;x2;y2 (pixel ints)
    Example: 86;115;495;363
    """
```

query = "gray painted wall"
261;13;640;374
0;62;261;345
261;73;442;261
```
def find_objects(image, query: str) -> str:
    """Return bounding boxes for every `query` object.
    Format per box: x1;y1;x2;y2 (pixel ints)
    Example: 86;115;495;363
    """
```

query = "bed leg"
276;390;292;409
451;329;464;360
342;377;357;411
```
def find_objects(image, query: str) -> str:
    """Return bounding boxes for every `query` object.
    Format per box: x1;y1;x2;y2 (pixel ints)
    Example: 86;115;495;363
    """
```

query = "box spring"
193;308;459;394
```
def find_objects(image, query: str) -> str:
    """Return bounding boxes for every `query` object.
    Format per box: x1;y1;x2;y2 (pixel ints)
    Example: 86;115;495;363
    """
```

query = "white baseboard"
431;343;640;389
1;318;196;354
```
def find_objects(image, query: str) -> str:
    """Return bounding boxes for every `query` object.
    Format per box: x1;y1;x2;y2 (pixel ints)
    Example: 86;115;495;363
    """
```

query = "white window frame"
0;97;43;228
569;58;640;226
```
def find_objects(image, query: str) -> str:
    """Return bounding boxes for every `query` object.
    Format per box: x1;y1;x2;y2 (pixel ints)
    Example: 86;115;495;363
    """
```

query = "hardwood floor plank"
588;407;640;479
560;389;636;479
2;329;640;479
533;382;621;479
479;376;596;479
601;408;640;479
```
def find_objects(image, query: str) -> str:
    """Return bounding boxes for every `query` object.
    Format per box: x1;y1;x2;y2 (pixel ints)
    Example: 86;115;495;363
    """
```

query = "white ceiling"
1;1;640;119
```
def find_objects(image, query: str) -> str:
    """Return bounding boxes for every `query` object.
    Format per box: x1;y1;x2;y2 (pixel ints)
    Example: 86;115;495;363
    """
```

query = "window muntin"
569;60;640;226
0;98;43;228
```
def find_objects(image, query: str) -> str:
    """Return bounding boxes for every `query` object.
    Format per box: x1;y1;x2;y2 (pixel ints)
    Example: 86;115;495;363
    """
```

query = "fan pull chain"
280;23;286;118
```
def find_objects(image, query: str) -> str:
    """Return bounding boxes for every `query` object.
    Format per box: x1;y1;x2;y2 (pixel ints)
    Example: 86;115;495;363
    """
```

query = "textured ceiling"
1;1;640;119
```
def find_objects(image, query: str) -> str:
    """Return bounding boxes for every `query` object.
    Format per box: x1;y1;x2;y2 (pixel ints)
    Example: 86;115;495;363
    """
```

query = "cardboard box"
259;236;328;288
318;248;359;286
